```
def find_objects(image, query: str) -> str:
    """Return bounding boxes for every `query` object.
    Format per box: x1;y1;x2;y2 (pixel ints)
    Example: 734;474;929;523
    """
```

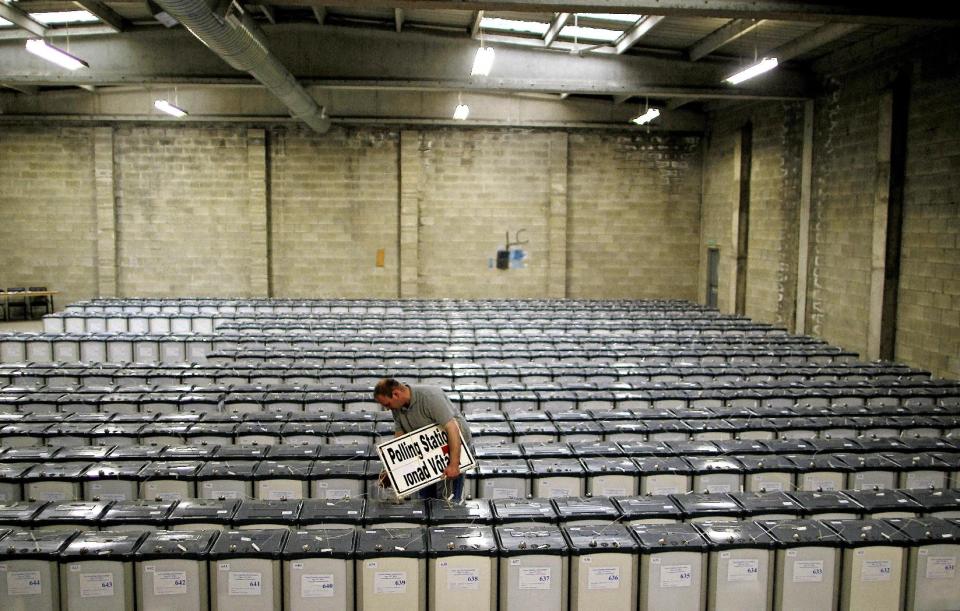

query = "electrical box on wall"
491;229;529;271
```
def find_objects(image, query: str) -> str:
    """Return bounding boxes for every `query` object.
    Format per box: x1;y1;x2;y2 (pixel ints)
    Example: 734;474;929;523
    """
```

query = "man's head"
373;378;410;410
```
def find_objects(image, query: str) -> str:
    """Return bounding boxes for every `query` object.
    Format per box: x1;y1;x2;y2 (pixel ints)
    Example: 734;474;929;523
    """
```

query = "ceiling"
0;1;954;129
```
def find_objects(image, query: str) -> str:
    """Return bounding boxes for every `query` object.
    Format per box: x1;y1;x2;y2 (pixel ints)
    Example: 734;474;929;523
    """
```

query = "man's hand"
378;469;392;488
443;463;460;479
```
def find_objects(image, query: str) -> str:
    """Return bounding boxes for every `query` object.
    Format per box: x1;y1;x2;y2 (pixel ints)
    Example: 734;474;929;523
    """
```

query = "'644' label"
7;571;42;596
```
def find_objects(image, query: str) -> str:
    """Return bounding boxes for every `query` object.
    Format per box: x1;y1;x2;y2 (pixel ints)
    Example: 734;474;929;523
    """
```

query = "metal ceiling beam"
615;15;663;54
260;4;276;24
0;2;47;37
0;24;813;98
470;10;483;38
770;22;863;62
0;85;707;130
543;12;569;48
687;18;763;61
72;0;129;32
249;1;960;26
312;6;326;25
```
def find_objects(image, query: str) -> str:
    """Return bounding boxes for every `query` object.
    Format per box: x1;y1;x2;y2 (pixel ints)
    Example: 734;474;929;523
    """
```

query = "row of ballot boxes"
0;518;957;611
0;362;930;388
1;410;959;441
1;451;960;504
1;490;959;532
61;297;714;312
41;311;790;333
0;334;858;365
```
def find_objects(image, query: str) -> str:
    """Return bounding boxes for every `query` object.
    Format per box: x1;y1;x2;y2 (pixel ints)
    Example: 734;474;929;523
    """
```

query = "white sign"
518;567;552;590
374;571;407;594
447;567;481;590
727;559;760;582
792;560;824;583
301;574;335;598
7;571;42;596
587;566;621;590
861;559;892;582
377;423;476;498
228;571;263;596
925;556;956;580
660;564;693;588
79;573;115;598
153;571;188;596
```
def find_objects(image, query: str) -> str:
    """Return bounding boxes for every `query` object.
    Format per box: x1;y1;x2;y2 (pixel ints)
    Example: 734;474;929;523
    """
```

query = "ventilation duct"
152;0;330;133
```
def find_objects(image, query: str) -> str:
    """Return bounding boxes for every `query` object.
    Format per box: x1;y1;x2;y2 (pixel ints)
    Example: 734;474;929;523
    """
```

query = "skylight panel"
479;17;549;36
0;17;12;27
30;10;99;25
576;13;644;24
559;25;622;43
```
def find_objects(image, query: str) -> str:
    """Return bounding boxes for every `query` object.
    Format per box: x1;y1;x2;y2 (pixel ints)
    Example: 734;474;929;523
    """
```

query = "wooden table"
0;290;59;321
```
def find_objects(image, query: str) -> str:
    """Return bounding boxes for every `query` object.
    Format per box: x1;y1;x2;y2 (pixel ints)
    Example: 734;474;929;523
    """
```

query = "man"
373;378;472;503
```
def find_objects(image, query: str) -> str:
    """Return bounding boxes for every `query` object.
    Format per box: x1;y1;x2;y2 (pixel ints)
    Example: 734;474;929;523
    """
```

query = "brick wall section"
0;126;97;308
269;126;399;298
897;62;960;379
246;128;269;297
700;126;736;312
114;125;256;297
807;74;881;357
747;103;803;328
568;132;702;299
399;130;423;298
545;132;568;298
93;126;118;297
411;128;554;298
701;103;803;326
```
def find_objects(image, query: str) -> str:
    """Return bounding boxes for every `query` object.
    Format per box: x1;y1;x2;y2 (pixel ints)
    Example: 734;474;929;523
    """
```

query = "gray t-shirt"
392;384;472;444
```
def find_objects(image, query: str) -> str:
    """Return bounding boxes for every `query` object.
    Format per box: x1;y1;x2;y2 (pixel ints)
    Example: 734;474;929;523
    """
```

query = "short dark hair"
374;378;404;399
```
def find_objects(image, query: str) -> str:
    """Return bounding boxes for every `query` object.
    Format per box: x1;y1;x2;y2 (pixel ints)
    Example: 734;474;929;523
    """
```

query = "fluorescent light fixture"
154;99;188;117
30;10;99;25
479;17;549;36
576;13;644;23
471;46;495;76
725;57;779;85
24;39;88;70
560;24;622;43
631;108;660;125
453;103;470;120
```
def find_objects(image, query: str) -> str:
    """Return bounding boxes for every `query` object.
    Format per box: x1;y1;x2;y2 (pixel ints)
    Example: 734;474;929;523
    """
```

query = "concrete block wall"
269;126;400;298
114;125;260;297
701;36;960;380
0;124;699;306
0;126;98;308
402;128;555;299
568;132;702;300
897;60;960;378
700;102;803;328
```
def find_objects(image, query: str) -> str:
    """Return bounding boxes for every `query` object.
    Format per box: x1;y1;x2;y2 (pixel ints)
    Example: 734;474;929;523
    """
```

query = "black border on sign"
376;423;476;499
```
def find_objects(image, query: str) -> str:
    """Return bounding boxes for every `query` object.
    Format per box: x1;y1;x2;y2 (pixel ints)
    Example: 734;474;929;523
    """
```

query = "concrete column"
246;128;270;297
546;132;568;298
795;100;814;335
93;126;117;297
867;78;908;361
399;129;422;299
731;123;752;315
